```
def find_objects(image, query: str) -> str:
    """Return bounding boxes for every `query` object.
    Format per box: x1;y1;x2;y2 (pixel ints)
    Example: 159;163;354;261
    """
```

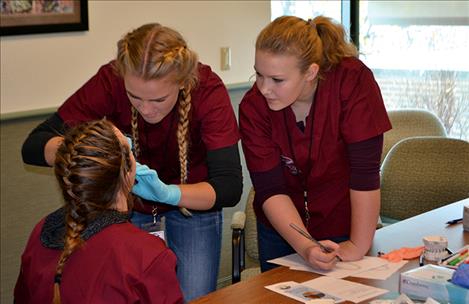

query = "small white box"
399;264;469;303
463;205;469;232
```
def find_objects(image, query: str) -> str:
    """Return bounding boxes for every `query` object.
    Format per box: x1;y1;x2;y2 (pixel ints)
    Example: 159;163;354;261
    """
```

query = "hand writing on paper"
303;240;341;270
289;223;342;269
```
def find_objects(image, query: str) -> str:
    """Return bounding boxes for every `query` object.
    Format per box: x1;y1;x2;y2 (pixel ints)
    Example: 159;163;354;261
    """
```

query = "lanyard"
283;86;318;226
138;102;178;220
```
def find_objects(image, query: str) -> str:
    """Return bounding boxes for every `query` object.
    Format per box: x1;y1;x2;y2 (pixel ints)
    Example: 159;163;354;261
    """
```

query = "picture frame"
1;0;88;36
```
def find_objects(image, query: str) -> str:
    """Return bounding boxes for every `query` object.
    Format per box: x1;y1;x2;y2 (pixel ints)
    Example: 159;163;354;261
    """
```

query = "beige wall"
1;1;267;302
0;0;270;115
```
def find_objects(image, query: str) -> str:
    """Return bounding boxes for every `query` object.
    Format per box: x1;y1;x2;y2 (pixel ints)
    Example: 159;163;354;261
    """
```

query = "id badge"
142;220;165;241
141;206;165;241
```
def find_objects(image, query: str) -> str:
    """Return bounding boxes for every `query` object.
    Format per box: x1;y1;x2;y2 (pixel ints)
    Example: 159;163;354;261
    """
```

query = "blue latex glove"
125;136;135;156
126;136;133;150
132;163;181;206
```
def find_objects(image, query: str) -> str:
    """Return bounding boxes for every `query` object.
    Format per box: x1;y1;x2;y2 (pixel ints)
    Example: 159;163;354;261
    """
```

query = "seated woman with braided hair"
14;119;183;304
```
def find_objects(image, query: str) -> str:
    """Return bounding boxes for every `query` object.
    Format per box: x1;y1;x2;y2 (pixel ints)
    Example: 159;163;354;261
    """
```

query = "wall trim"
0;107;58;121
226;81;253;91
0;82;253;122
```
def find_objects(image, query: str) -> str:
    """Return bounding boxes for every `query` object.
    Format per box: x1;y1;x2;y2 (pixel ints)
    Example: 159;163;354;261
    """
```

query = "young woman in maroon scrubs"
15;120;183;303
21;23;242;301
239;16;392;271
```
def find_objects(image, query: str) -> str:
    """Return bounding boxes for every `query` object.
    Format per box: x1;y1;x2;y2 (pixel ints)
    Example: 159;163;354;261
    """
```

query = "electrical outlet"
221;47;231;71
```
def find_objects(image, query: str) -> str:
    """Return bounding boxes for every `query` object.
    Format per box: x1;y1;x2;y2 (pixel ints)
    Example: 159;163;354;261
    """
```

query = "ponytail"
310;16;358;72
256;15;357;76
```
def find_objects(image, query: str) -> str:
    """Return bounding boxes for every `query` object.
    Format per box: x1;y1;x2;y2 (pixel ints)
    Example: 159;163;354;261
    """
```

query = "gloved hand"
125;136;135;156
132;163;181;206
126;136;133;150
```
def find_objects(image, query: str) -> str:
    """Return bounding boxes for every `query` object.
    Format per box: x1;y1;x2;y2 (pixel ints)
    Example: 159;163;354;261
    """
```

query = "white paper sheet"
351;260;408;280
302;276;389;303
268;254;391;279
265;281;343;303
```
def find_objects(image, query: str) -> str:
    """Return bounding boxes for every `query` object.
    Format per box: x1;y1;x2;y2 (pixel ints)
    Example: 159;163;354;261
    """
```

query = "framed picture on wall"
0;0;88;36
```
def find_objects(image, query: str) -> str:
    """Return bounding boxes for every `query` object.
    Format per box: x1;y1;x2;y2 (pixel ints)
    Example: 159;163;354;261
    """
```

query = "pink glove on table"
379;246;425;262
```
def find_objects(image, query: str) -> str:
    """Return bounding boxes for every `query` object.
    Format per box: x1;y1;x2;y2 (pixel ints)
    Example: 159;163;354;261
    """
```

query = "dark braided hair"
52;119;132;304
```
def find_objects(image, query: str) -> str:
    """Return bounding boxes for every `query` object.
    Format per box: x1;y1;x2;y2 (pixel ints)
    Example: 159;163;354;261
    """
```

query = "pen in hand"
289;223;343;262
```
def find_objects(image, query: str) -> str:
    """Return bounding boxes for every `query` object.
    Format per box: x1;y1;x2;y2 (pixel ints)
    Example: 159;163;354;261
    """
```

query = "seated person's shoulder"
108;222;168;249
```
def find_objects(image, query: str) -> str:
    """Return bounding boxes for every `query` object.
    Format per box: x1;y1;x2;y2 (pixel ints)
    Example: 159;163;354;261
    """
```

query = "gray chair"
382;109;447;162
380;136;469;223
231;187;260;283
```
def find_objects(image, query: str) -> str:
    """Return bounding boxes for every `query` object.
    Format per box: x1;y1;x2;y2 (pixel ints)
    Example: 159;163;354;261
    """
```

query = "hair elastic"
54;273;62;284
307;18;316;29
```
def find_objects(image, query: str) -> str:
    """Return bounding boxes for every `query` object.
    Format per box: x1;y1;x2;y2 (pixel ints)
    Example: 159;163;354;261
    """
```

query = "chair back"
231;187;260;283
244;187;259;261
383;110;447;162
381;136;469;221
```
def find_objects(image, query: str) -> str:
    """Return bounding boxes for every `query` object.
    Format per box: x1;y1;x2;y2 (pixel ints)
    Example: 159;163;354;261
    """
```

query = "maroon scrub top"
57;61;239;186
14;219;183;303
240;57;392;239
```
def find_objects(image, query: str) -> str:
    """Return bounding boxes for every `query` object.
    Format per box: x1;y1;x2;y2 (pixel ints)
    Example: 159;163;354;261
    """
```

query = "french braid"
52;120;132;303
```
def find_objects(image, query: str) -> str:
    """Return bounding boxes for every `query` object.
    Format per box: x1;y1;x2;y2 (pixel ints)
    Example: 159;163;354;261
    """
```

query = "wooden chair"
380;136;469;223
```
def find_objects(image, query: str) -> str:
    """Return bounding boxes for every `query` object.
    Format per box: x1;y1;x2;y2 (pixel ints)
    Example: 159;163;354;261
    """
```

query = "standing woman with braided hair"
15;120;183;303
22;23;242;301
239;16;391;272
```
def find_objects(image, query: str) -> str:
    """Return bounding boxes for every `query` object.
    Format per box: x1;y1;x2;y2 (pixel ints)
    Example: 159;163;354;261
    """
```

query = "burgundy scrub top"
15;218;183;303
240;57;392;239
58;61;239;186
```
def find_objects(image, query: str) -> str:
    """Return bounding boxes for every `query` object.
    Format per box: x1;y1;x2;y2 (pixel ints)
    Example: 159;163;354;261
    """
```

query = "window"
271;0;342;23
272;1;469;140
360;1;469;140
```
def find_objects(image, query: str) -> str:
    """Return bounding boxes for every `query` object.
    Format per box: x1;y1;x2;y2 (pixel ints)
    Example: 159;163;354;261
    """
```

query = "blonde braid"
177;87;192;184
131;106;141;158
176;88;193;217
158;47;195;216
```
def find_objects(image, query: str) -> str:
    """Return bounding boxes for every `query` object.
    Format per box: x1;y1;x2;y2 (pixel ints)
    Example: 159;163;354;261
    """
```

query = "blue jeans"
131;209;222;302
257;222;349;272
